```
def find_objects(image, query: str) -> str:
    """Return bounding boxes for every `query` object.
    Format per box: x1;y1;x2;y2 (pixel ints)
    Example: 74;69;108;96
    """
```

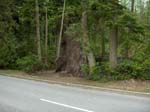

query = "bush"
82;59;150;81
16;55;45;72
140;59;150;80
81;62;110;81
114;60;140;79
0;37;17;69
88;64;102;81
111;59;150;80
81;64;89;77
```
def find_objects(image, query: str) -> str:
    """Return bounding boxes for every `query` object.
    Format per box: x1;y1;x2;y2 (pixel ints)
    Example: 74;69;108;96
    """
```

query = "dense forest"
0;0;150;81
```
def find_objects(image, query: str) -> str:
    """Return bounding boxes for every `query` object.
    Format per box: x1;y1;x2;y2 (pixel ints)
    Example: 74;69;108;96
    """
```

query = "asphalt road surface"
0;75;150;112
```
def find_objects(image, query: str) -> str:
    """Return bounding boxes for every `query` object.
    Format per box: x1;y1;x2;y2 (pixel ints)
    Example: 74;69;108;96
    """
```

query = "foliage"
81;62;110;81
83;59;150;81
16;55;47;72
0;37;17;69
0;0;17;69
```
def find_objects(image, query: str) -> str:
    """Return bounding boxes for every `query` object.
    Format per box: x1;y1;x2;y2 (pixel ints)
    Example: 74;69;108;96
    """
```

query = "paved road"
0;75;149;112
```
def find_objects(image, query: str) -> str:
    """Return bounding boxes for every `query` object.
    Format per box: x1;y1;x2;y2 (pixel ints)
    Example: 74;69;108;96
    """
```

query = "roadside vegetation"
0;0;150;82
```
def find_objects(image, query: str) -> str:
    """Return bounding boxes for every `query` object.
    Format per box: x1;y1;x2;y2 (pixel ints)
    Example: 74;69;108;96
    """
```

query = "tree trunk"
139;0;144;20
81;0;96;74
56;0;66;60
35;0;41;61
55;34;82;76
131;0;135;12
55;0;82;76
124;41;129;58
45;7;48;65
123;0;135;59
109;27;118;68
98;19;106;61
56;0;95;76
101;29;105;61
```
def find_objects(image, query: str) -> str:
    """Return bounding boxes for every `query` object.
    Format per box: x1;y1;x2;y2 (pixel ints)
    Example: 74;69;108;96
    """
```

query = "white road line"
40;98;94;112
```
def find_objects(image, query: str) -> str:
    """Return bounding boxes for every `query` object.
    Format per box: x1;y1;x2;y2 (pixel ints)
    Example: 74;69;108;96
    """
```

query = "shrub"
88;64;102;81
81;64;89;77
81;62;110;81
16;55;44;72
82;57;150;81
81;63;101;80
0;37;17;69
140;59;150;80
115;60;140;79
111;59;150;80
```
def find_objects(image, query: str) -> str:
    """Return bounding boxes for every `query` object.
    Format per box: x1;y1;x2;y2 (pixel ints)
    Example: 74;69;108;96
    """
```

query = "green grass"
0;69;25;75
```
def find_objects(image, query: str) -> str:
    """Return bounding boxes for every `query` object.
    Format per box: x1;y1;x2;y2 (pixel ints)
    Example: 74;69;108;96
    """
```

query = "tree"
109;26;118;68
56;0;66;60
109;0;120;69
123;0;135;59
45;6;48;65
101;27;106;61
42;0;50;65
131;0;135;12
81;0;96;74
35;0;42;61
55;0;82;75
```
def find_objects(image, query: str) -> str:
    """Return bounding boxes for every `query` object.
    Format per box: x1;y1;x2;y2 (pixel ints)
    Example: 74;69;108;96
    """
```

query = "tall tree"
109;0;120;69
131;0;135;12
124;0;135;58
101;28;106;61
56;0;66;60
109;26;118;68
81;0;96;74
35;0;41;61
45;6;48;65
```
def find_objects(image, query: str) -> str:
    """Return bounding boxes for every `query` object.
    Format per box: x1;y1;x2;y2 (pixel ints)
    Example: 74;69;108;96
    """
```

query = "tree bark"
45;7;48;65
55;0;83;76
56;0;66;60
35;0;41;61
109;27;118;68
131;0;135;12
101;29;105;61
81;0;96;74
55;0;96;76
55;34;82;76
124;43;129;58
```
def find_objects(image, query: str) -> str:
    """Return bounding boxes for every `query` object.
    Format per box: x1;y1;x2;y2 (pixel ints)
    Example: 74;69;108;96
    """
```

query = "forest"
0;0;150;81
